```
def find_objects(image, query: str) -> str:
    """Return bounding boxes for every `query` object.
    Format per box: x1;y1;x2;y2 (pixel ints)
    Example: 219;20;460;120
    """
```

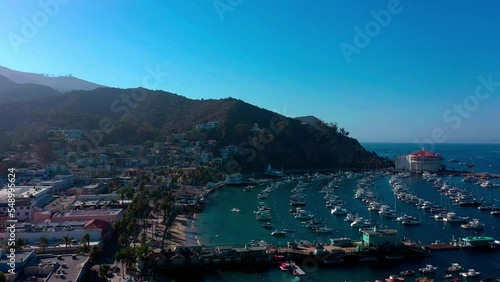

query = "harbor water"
194;143;500;281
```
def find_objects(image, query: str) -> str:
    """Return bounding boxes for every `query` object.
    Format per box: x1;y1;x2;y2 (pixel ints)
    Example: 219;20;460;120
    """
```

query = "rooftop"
52;208;122;218
30;254;89;282
0;185;52;201
409;148;441;158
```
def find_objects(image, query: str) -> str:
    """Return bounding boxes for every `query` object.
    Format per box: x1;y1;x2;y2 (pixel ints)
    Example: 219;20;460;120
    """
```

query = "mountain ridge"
0;86;390;170
0;74;62;103
0;65;104;93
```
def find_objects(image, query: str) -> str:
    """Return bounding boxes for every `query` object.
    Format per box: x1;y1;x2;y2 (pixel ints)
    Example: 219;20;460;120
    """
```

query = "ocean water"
182;143;500;281
363;142;500;174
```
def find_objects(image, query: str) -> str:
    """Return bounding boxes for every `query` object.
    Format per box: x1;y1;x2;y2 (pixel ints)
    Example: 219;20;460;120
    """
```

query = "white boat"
446;263;463;272
257;213;272;221
401;218;421;225
271;229;286;237
443;212;468;222
350;218;371;228
460;269;481;277
478;204;497;211
331;206;348;215
315;227;333;233
294;211;314;220
461;219;485;230
480;181;492;188
419;264;437;273
344;213;356;222
262;222;274;229
231;208;241;213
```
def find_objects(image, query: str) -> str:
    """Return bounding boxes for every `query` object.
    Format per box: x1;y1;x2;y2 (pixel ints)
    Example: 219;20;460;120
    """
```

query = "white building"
195;121;220;130
0;198;35;222
0;186;53;222
395;148;444;172
3;221;102;246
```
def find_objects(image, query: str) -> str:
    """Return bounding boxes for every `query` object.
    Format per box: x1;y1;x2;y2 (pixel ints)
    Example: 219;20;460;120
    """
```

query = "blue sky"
1;0;500;143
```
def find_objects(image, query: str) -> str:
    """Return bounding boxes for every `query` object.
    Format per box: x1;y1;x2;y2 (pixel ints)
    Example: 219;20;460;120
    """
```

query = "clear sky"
1;0;500;143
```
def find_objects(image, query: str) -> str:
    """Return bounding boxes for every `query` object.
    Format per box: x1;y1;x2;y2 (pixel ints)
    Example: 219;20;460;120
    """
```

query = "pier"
145;241;435;273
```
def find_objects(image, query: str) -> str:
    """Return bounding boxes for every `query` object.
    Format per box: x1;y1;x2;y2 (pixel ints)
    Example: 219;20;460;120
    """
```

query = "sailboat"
478;188;497;211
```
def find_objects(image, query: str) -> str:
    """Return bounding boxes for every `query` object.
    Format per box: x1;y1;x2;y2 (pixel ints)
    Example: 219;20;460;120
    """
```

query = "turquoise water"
185;144;500;281
195;176;500;281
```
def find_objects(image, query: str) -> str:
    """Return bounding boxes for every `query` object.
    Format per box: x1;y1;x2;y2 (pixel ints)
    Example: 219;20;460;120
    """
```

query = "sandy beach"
165;214;200;248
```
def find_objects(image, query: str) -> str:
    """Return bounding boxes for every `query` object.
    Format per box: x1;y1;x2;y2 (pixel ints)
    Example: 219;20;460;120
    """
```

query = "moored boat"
262;222;274;229
386;275;405;282
271;229;287;237
446;263;463;272
461;219;485;230
279;261;295;271
400;270;415;276
331;206;348;215
419;265;437;273
460;269;481;277
315;226;333;233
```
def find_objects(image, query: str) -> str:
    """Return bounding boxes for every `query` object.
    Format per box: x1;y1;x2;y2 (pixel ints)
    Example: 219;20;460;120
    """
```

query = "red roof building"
395;148;444;172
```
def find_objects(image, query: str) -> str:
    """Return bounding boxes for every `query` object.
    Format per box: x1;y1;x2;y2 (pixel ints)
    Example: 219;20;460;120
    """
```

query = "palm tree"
89;245;102;262
39;235;49;253
15;238;27;251
119;233;129;246
62;234;71;251
80;233;91;252
113;219;123;233
98;264;111;279
115;248;127;277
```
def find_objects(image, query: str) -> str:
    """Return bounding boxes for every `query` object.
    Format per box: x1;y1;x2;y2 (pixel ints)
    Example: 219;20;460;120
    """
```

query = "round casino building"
394;148;444;173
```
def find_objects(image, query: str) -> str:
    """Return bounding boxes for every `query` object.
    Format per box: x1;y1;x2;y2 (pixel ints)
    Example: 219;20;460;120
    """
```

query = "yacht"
480;181;494;188
446;263;463;272
315;227;333;234
443;212;468;222
257;212;272;221
491;210;500;215
399;270;415;277
419;265;437;273
461;219;485;230
262;222;274;229
344;213;357;222
331;206;348;215
401;218;421;225
271;229;287;237
294;210;314;220
462;176;478;183
460;269;481;277
231;208;241;213
350;218;371;228
478;204;497;211
290;198;307;206
385;275;405;282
